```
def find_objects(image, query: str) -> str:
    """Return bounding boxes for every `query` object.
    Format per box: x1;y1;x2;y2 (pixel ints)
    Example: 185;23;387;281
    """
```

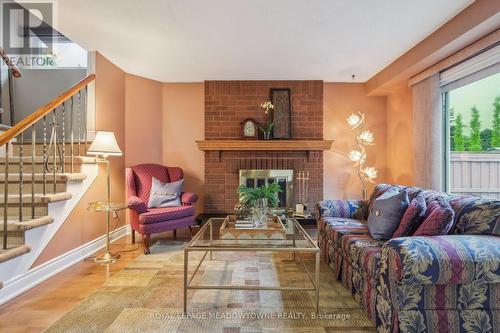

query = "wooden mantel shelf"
196;140;334;155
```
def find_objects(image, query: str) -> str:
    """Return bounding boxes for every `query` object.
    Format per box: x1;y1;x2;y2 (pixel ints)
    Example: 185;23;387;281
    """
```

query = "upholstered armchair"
126;164;198;254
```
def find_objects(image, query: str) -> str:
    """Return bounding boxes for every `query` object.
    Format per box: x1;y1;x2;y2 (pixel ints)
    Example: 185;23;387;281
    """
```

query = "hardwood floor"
0;225;319;333
0;229;192;333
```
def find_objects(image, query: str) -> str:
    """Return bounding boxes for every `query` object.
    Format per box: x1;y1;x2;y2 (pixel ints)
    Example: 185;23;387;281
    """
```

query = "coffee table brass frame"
183;218;320;313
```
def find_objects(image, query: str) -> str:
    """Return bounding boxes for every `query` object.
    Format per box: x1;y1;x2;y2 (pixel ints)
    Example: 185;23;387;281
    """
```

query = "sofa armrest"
181;192;198;206
316;199;367;219
381;235;500;286
128;196;148;214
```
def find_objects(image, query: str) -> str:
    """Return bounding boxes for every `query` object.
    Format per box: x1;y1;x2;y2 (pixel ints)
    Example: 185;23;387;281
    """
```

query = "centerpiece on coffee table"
220;215;286;240
237;182;282;227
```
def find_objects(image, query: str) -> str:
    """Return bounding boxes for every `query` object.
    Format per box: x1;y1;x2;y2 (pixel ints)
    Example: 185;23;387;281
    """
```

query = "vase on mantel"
252;198;268;227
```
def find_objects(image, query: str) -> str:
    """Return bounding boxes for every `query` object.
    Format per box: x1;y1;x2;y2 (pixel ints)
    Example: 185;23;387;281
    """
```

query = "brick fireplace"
202;80;325;214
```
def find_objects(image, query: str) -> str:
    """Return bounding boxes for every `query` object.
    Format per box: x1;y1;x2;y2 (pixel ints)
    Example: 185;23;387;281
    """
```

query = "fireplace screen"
239;170;293;209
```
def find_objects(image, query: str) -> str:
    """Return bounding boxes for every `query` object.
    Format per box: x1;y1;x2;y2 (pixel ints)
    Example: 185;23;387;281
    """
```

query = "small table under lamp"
87;131;123;264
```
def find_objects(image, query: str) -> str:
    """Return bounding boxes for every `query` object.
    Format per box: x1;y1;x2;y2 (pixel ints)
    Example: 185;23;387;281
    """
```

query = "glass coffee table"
183;217;320;313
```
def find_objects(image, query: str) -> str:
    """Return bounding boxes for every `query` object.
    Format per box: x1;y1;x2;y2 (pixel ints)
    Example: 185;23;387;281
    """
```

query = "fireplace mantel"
196;140;333;162
196;140;334;152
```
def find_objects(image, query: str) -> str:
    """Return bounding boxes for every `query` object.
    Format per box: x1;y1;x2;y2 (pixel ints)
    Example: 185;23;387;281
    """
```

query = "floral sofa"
317;184;500;333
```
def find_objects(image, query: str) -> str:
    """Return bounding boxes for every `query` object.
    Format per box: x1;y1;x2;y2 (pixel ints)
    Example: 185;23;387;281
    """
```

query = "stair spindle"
77;90;81;157
84;86;88;152
62;102;66;173
3;143;9;249
70;96;74;173
43;115;47;195
52;109;57;194
31;125;35;219
18;133;23;221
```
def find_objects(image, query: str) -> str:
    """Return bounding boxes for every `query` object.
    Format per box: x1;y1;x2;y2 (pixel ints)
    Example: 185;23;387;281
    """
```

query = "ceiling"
50;0;473;82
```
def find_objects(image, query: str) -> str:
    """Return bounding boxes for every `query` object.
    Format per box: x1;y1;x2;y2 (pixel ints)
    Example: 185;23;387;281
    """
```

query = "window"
443;65;500;199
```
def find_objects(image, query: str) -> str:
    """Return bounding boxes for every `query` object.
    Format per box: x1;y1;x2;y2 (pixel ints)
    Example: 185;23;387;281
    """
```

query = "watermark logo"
1;1;53;55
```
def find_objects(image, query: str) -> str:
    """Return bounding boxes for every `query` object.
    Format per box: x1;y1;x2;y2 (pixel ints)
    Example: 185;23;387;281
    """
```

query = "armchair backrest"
126;164;183;203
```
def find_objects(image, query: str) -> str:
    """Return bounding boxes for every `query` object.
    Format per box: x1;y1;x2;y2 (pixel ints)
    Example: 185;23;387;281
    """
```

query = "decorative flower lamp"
347;112;377;200
87;131;123;264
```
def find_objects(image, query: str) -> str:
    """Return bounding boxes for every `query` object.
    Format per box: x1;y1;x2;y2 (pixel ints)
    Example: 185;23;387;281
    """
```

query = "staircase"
0;73;97;299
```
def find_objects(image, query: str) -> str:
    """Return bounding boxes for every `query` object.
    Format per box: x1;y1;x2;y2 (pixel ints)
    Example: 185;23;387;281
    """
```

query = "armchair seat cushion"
139;206;195;225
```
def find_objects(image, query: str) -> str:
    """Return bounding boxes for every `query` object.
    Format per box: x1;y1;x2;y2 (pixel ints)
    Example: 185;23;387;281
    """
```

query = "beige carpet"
45;240;375;333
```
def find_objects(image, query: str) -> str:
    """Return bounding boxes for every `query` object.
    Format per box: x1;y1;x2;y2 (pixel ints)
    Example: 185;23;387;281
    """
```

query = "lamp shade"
87;131;122;156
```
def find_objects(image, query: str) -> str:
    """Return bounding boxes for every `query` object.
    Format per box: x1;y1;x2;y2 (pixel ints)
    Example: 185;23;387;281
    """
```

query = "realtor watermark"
150;311;352;321
1;0;57;68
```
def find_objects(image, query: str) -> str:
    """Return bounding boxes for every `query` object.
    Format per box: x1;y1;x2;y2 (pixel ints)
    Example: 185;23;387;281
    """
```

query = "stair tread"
0;244;30;263
0;173;87;181
0;216;54;231
0;192;72;204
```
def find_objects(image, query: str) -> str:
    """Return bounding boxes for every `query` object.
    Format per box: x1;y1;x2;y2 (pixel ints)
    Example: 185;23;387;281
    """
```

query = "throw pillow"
393;193;427;237
413;196;454;236
368;190;410;240
147;177;183;208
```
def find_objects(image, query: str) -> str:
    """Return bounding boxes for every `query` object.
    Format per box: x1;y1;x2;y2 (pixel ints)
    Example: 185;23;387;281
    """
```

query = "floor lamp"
87;131;123;264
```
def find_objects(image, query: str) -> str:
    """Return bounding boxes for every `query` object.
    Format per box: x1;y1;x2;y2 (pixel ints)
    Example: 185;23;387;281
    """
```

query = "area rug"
45;240;375;333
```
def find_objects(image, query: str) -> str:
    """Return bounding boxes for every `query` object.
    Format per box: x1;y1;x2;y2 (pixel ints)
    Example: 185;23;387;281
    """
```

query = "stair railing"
0;47;22;125
0;74;95;250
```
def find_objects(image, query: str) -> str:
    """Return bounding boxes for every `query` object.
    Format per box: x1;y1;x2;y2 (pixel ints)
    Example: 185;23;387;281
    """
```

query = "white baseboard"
0;224;131;305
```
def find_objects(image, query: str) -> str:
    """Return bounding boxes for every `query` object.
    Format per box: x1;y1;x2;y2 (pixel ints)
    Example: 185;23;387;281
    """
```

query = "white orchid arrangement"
347;111;377;199
259;101;274;139
261;101;274;114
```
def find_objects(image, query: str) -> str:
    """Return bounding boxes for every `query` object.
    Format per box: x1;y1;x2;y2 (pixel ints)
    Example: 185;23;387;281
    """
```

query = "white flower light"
358;130;374;145
348;150;363;162
362;167;378;182
347;112;365;129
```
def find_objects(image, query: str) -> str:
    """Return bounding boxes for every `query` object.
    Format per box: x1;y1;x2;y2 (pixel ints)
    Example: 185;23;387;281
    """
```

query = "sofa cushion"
450;197;500;236
414;197;454;236
322;217;368;247
393;193;427;238
317;199;367;219
138;206;195;225
346;236;384;277
368;190;409;240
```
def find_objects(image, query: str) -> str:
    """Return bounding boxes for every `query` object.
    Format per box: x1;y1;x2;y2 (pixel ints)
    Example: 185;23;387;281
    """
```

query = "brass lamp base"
94;251;120;264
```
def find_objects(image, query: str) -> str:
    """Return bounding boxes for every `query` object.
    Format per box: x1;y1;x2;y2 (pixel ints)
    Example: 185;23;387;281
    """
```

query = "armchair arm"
181;192;198;206
381;235;500;286
128;196;148;214
316;199;367;220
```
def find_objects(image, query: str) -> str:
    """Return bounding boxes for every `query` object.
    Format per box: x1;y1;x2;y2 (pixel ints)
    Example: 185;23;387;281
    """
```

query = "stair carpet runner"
0;142;94;288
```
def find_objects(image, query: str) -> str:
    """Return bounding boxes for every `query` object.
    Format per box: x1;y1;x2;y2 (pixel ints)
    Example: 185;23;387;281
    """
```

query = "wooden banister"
0;74;95;146
0;47;22;78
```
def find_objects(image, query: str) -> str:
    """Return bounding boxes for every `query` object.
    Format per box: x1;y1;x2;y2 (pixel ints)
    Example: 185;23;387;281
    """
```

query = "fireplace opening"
239;170;293;209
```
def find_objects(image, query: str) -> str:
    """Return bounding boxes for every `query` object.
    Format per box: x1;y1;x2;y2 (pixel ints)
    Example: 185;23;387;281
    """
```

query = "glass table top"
187;217;318;251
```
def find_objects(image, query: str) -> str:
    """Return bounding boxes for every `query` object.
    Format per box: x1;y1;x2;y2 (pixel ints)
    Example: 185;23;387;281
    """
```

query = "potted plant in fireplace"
237;183;282;227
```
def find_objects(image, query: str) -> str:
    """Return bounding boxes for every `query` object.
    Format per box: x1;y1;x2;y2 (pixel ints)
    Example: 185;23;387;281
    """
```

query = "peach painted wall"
125;74;163;167
162;83;205;215
33;53;126;267
386;87;413;185
323;83;387;200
